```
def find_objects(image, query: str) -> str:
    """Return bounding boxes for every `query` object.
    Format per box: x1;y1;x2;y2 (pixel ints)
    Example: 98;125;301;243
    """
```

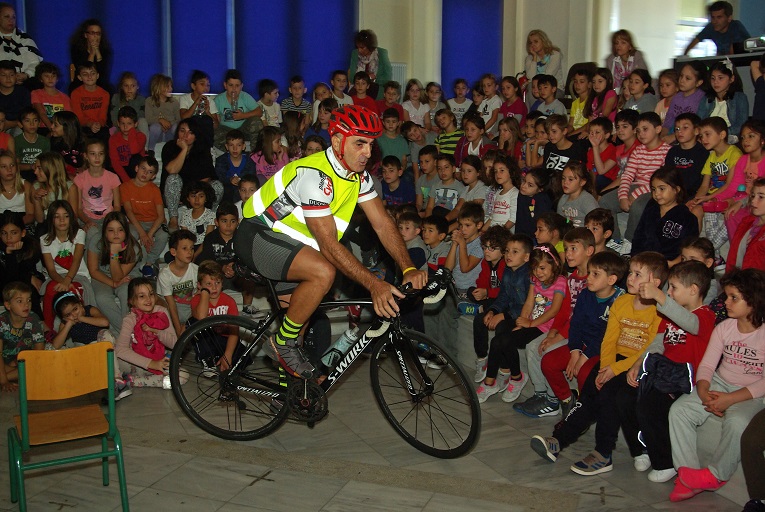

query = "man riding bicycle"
233;105;428;379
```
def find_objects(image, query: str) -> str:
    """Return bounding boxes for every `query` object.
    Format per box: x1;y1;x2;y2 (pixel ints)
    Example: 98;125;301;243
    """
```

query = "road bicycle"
169;264;480;458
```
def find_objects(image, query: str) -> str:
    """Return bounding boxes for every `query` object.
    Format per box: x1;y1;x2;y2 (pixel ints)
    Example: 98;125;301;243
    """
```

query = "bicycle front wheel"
169;315;290;441
369;329;480;458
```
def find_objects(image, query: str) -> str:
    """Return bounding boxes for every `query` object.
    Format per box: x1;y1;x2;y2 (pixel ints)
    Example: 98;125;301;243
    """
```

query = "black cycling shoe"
269;336;315;379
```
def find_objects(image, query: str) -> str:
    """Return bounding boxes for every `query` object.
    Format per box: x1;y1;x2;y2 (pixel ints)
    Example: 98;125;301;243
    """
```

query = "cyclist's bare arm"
359;197;428;290
306;214;404;318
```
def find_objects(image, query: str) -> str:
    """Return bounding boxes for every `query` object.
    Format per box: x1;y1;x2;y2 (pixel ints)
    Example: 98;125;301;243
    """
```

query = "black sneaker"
242;304;260;316
560;397;575;420
743;500;765;512
269;336;315;379
513;393;547;415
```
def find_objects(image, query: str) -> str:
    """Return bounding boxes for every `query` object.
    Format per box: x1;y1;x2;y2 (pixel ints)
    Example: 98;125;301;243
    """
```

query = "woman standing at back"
605;30;649;92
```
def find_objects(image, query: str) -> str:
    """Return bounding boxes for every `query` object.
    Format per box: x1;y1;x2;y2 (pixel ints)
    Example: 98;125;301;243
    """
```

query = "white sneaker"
473;357;487;383
427;355;448;370
476;381;500;403
634;454;651;472
501;372;528;403
201;359;218;379
619;239;632;256
648;468;677;483
605;239;622;252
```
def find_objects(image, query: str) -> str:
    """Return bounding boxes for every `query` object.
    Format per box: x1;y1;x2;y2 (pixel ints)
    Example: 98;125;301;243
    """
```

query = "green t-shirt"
14;133;50;166
376;133;409;163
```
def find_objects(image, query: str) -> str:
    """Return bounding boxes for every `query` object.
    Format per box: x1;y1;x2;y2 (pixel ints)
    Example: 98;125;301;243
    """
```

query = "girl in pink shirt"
717;120;765;237
115;278;179;388
591;68;617;122
475;244;567;404
669;268;765;502
251;126;291;184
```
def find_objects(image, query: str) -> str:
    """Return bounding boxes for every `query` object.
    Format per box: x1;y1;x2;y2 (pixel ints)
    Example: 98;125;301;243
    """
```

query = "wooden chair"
561;61;599;110
7;342;129;511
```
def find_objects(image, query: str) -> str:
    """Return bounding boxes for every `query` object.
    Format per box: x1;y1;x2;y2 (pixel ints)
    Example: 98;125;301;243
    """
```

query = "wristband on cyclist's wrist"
402;266;416;275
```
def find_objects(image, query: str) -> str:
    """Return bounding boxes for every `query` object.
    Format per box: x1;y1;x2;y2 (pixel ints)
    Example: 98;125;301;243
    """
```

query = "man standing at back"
683;1;750;56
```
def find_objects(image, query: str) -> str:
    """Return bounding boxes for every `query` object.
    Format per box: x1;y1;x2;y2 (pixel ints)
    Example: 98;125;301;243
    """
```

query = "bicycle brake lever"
400;282;416;295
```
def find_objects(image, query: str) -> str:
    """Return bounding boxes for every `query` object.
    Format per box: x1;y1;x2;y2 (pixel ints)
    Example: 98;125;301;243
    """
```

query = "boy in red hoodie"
109;106;147;182
460;225;508;315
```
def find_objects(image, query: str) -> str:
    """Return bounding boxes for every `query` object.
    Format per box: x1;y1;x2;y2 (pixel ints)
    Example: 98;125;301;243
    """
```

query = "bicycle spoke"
370;332;480;458
169;315;290;441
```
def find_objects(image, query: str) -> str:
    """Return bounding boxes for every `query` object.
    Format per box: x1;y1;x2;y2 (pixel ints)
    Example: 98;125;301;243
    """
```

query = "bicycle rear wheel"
369;329;480;458
169;315;290;441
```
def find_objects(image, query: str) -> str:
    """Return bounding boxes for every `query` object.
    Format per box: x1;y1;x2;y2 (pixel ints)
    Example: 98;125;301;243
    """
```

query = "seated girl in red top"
727;177;765;273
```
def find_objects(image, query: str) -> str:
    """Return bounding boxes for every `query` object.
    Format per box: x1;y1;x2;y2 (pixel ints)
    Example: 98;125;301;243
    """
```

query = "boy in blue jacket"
472;233;533;383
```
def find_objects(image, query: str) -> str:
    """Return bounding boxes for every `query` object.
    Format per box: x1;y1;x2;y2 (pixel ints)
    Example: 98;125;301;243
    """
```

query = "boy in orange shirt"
70;62;110;141
30;62;70;131
120;155;167;277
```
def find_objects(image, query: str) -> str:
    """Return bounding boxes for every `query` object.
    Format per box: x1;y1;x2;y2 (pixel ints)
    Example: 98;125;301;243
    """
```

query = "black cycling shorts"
233;217;303;294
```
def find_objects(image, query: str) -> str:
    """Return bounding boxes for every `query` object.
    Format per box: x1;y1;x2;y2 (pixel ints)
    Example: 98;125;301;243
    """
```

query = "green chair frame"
7;342;129;511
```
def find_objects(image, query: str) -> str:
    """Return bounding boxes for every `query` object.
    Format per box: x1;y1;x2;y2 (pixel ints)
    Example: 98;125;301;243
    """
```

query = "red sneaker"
678;467;727;491
669;478;702;502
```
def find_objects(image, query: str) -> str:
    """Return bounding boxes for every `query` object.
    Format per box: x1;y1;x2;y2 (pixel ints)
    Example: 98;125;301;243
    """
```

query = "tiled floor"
0;358;743;512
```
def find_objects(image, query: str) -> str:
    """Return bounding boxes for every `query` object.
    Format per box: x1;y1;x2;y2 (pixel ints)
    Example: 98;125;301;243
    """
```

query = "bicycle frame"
223;268;435;402
316;303;434;397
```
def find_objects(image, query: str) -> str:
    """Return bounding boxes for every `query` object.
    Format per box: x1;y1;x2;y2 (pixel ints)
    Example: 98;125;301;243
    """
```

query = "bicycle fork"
388;329;435;400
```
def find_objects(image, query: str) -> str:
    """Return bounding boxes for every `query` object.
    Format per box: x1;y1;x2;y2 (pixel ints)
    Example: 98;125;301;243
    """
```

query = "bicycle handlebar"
399;268;451;305
366;269;452;337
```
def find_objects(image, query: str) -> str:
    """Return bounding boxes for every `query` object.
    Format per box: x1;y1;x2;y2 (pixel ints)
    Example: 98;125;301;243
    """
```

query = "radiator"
390;62;408;86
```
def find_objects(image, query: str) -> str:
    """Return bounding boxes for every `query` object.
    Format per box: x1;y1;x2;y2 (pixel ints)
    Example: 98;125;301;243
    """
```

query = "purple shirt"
662;89;705;131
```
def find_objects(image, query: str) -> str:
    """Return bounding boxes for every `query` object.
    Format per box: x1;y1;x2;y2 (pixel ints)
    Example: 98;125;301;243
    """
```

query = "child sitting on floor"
476;244;566;404
49;290;111;350
0;282;45;392
535;252;626;419
190;261;240;374
627;260;714;484
115;277;178;389
472;234;532;383
530;252;667;476
668;268;765;502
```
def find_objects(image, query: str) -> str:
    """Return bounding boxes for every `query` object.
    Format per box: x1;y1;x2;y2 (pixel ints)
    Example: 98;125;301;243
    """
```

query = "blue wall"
17;0;509;99
19;0;356;97
441;0;503;93
739;0;765;41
